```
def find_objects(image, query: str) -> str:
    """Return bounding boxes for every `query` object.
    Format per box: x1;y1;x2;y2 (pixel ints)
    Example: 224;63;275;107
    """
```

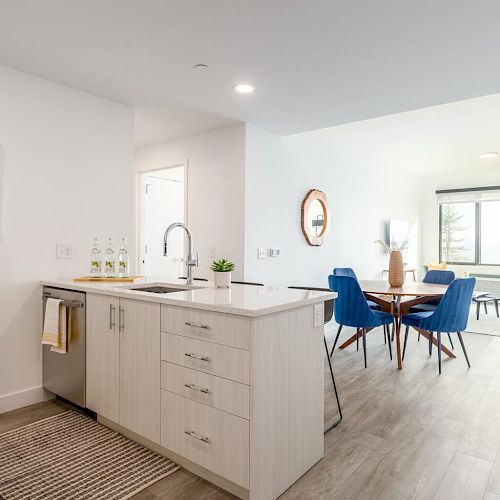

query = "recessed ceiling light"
234;83;254;94
478;152;499;159
194;63;209;70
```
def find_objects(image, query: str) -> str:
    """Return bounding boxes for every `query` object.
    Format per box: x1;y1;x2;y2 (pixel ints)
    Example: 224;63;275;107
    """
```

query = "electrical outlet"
313;303;323;327
257;247;266;259
56;243;73;259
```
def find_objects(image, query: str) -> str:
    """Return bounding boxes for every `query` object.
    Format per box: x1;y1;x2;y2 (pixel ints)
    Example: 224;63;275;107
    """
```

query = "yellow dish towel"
42;298;70;353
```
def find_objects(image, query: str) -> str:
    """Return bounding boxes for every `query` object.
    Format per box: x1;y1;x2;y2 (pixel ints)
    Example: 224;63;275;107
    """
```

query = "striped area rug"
0;410;180;500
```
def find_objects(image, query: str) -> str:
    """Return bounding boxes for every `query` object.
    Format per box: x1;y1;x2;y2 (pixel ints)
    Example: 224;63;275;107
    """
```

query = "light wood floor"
2;328;500;500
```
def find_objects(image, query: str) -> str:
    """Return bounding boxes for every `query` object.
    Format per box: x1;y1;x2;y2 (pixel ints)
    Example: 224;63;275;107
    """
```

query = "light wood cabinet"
119;298;160;443
86;293;161;443
86;294;120;422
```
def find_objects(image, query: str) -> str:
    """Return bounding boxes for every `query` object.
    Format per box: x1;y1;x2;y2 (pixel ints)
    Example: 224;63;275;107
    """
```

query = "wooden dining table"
338;280;454;369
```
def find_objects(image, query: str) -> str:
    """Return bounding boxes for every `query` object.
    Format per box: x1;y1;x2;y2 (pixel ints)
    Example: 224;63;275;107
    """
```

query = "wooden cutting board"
73;276;144;282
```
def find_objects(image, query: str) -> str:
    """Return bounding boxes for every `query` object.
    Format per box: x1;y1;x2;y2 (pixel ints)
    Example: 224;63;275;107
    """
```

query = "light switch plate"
313;303;323;328
56;243;73;259
257;247;266;259
270;248;280;257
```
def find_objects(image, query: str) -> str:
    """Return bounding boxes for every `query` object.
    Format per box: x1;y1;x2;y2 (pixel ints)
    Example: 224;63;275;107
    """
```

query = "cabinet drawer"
161;305;250;350
161;390;249;488
161;332;250;385
161;361;250;420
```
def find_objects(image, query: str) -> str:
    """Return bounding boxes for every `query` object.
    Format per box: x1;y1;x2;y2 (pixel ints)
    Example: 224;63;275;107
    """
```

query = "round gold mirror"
301;189;331;246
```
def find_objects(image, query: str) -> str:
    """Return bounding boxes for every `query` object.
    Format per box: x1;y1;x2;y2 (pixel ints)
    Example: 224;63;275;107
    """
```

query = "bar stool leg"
323;336;342;433
330;324;343;357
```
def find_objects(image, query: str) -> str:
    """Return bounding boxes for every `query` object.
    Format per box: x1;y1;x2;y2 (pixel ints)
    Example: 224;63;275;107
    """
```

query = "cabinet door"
86;293;120;422
119;298;161;443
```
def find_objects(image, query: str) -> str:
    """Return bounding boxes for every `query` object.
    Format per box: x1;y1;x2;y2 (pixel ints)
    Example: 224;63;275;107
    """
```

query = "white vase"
214;271;231;288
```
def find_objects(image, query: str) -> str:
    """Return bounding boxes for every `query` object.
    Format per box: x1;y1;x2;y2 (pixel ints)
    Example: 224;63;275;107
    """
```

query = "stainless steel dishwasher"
42;286;86;407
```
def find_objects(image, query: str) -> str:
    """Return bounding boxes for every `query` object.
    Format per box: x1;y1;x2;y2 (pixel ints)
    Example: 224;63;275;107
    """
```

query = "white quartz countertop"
41;277;335;317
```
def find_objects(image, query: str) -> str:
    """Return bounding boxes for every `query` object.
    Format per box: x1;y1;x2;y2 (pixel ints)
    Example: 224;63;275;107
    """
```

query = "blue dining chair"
329;267;382;357
411;270;456;347
329;275;394;368
401;277;475;374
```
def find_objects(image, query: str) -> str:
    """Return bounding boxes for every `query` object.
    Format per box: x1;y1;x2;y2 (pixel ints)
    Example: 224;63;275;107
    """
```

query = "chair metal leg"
447;333;454;349
429;332;433;357
356;328;359;351
476;301;480;320
402;325;409;360
323;336;342;433
362;328;367;368
418;331;420;342
386;325;393;360
384;324;387;344
329;324;343;357
457;332;471;368
391;323;395;342
495;300;499;318
437;332;442;374
484;302;488;314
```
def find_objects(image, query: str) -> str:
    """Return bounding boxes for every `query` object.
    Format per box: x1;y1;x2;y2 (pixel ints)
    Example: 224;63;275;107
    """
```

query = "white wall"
244;123;423;287
421;167;500;276
135;124;246;280
0;65;134;412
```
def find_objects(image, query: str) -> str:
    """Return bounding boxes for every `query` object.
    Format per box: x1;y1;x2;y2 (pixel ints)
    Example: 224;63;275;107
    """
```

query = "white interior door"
140;167;185;279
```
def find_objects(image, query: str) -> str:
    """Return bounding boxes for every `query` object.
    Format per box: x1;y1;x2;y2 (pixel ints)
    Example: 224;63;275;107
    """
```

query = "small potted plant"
211;258;235;288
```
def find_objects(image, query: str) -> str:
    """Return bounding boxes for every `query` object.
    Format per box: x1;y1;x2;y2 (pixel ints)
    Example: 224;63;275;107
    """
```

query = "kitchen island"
41;278;335;500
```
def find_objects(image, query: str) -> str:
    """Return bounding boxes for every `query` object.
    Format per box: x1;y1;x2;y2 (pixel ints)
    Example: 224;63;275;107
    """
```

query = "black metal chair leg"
476;301;480;320
362;328;367;368
386;325;393;360
429;331;433;357
329;324;343;357
356;328;359;351
495;300;499;318
323;336;342;433
457;332;471;368
391;323;395;342
418;331;420;342
437;332;442;374
447;333;454;349
402;325;409;360
384;324;387;344
484;302;488;314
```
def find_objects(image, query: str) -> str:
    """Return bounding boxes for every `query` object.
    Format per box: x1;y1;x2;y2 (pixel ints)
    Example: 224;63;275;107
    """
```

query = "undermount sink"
130;285;198;294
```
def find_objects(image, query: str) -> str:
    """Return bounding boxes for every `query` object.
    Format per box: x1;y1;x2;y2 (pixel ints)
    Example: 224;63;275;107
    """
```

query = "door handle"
184;353;210;362
184;321;210;330
109;304;116;331
184;430;210;443
184;383;210;394
119;306;124;332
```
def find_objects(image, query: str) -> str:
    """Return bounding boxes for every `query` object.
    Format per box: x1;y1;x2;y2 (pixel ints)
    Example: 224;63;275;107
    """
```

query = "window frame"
438;186;500;266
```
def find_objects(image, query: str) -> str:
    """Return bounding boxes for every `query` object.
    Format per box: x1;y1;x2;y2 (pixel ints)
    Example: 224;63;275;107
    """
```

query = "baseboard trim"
0;386;54;414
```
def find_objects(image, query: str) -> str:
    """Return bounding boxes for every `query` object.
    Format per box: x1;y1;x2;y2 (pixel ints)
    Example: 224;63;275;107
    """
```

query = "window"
438;187;500;265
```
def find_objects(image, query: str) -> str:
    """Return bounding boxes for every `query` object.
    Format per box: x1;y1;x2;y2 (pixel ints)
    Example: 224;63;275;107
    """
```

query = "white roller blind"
437;187;500;204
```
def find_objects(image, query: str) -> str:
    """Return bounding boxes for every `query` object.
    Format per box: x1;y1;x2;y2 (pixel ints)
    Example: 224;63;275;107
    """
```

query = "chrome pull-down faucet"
163;222;198;285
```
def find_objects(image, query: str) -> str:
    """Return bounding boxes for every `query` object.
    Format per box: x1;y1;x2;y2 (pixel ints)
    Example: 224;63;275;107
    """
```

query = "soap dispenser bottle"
90;237;103;277
118;237;130;278
104;237;116;278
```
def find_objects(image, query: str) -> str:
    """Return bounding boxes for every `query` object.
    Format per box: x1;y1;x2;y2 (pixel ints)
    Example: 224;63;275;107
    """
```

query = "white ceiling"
1;1;500;147
309;93;500;177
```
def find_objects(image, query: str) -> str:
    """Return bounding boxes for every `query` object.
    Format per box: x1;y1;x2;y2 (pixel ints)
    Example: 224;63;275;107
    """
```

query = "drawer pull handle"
185;430;210;443
185;321;210;330
184;353;210;362
184;383;210;394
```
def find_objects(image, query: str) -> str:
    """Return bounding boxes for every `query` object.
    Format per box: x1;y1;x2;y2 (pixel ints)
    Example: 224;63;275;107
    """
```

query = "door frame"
136;161;188;276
